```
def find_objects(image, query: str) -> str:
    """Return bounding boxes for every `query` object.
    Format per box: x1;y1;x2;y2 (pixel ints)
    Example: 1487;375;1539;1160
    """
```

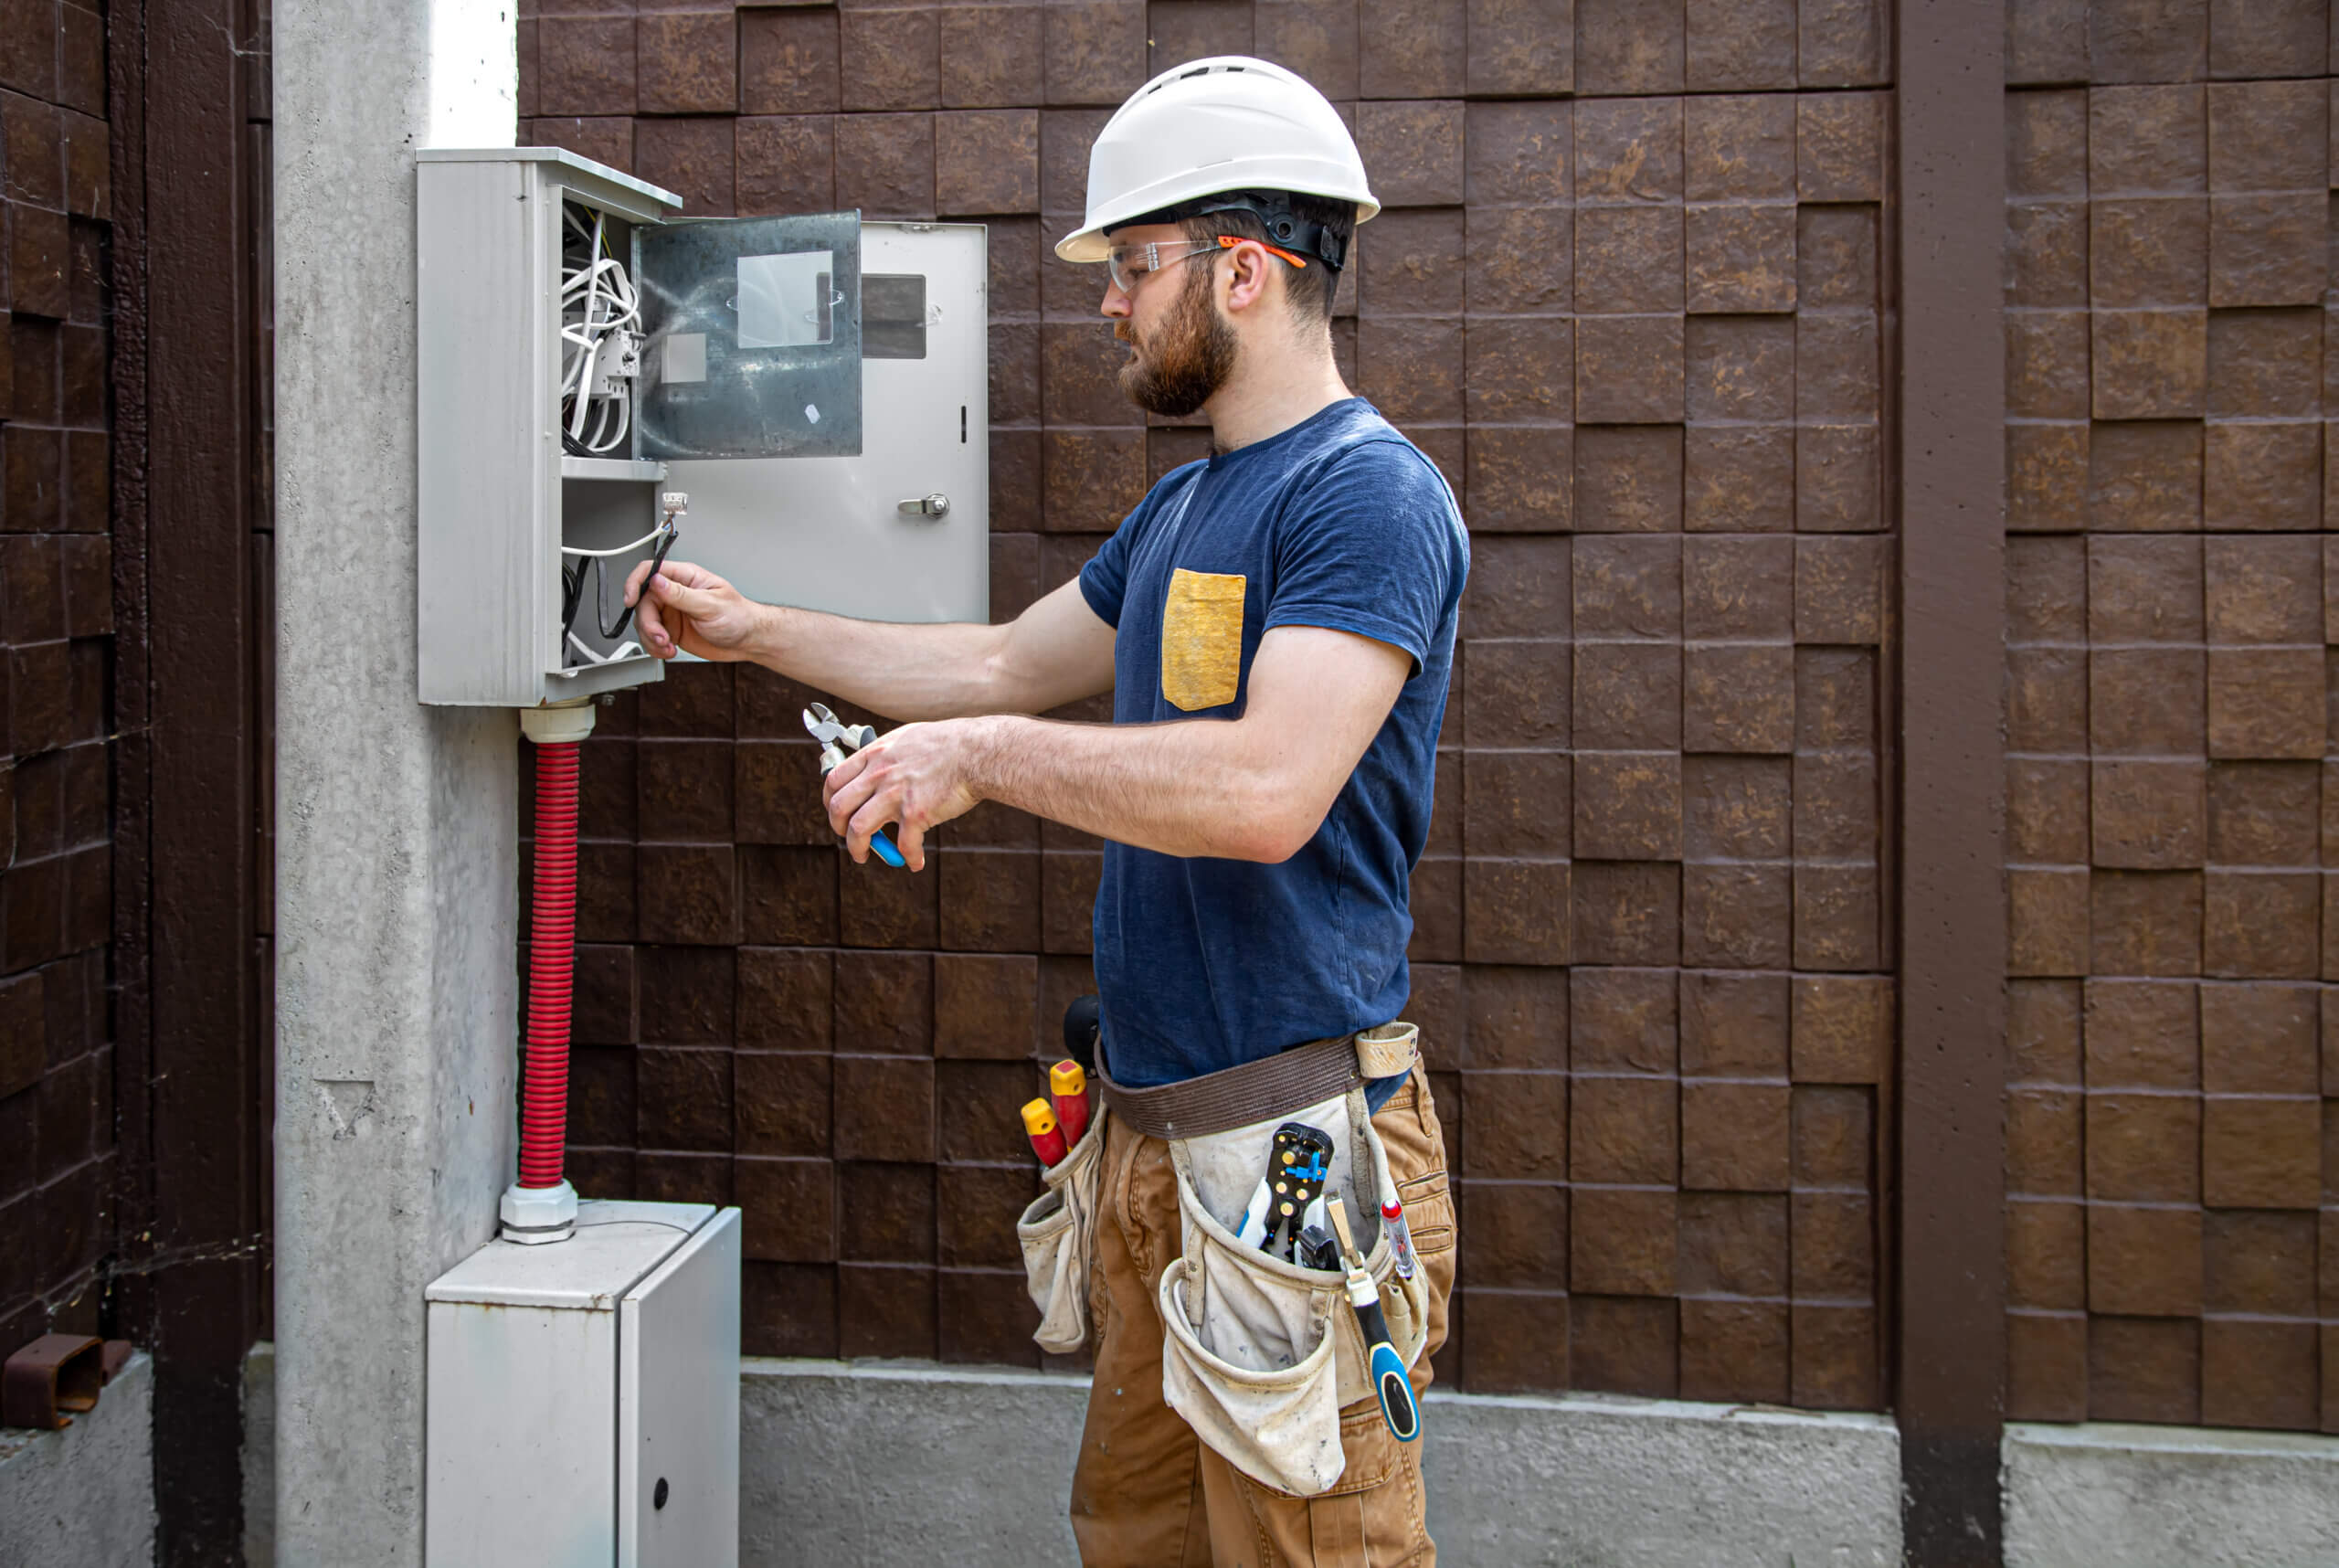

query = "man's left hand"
822;718;986;872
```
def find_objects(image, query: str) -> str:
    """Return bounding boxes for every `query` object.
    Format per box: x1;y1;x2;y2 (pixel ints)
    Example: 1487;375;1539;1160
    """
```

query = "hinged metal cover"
634;211;864;460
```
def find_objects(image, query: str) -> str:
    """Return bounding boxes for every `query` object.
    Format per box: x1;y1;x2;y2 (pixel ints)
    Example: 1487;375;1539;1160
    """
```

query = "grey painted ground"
2003;1421;2339;1568
0;1351;155;1568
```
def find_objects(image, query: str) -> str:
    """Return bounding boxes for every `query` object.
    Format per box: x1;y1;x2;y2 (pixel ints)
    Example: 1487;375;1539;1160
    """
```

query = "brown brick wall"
2001;5;2339;1432
0;0;118;1357
516;0;1897;1403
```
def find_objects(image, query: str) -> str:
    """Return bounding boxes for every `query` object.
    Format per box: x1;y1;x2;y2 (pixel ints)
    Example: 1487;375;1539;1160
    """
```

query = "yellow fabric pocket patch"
1160;568;1246;711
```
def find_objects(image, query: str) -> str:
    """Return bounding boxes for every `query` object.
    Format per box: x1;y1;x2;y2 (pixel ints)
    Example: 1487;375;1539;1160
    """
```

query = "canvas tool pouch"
1152;1065;1430;1499
1014;1106;1106;1356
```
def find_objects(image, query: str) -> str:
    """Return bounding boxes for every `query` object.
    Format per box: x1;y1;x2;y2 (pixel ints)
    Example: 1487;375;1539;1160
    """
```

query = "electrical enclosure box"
417;147;988;707
424;1202;742;1567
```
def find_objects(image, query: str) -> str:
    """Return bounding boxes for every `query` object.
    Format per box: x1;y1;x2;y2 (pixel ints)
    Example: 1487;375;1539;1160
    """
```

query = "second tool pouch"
1154;1085;1429;1498
1015;1107;1106;1356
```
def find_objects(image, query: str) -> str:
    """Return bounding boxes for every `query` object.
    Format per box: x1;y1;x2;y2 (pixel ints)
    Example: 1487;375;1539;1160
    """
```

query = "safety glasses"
1104;234;1310;296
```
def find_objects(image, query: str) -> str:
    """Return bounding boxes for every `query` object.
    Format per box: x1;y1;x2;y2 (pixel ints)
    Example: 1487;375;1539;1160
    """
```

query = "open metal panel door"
661;222;988;626
635;210;863;459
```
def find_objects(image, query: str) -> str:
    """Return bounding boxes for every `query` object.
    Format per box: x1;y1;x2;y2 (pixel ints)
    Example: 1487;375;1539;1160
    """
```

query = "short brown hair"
1171;190;1354;325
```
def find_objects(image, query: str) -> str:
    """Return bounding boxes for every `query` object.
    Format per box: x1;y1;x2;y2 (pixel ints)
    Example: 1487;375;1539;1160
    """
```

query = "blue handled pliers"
802;701;906;868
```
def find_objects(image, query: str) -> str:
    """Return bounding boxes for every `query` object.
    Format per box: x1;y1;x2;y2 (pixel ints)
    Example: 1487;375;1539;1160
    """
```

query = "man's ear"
1219;240;1275;314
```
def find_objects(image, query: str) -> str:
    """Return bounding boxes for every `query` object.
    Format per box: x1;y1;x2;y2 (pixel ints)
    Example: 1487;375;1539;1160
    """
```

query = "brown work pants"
1068;1075;1456;1568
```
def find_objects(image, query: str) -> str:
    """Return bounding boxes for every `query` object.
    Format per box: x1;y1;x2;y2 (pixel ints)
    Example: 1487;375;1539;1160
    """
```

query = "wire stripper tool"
801;701;906;868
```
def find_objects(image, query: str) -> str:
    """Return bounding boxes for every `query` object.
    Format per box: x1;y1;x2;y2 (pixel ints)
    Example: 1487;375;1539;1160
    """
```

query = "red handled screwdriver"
1050;1060;1091;1147
1021;1099;1068;1167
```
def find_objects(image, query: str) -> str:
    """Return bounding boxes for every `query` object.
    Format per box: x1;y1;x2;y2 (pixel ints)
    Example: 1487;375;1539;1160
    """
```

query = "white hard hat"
1054;56;1379;265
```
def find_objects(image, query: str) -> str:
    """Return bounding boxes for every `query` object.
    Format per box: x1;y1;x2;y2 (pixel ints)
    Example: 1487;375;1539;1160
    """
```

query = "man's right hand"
623;558;762;662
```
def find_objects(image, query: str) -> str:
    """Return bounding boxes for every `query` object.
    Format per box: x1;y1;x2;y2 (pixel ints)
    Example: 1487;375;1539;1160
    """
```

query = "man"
629;57;1466;1566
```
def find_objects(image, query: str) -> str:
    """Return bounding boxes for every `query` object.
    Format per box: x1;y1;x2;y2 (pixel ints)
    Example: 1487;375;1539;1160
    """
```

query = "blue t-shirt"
1076;398;1468;1093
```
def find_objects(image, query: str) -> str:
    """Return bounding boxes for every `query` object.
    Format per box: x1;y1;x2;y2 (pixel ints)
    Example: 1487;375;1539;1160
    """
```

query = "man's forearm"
748;603;1007;721
963;714;1311;862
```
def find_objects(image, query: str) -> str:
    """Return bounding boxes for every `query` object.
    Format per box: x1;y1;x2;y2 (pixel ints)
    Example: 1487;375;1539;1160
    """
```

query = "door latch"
897;493;950;518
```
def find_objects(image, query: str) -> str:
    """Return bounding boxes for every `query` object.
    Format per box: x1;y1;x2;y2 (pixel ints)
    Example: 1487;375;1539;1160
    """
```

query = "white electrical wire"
559;524;672;559
560;204;640;455
566;630;644;665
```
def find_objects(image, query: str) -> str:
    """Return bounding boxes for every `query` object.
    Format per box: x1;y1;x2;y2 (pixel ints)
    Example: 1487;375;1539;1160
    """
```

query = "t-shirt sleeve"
1263;443;1464;675
1076;469;1184;630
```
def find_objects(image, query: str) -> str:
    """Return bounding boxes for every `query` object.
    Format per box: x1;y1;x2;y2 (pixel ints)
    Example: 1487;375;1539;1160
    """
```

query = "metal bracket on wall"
1;1333;105;1429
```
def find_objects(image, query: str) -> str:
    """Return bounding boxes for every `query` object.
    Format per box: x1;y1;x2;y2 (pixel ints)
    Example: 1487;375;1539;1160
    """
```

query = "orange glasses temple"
1215;234;1308;269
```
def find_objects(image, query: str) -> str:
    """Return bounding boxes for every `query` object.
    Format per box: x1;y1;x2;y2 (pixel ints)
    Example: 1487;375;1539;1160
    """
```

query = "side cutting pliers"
801;701;907;868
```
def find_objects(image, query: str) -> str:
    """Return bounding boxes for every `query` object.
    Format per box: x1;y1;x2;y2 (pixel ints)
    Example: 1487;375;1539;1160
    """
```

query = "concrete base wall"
2003;1420;2339;1568
0;1351;156;1568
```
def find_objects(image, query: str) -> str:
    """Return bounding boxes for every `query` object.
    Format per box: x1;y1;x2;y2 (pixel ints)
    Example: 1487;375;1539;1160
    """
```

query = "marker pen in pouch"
1021;1098;1068;1168
1381;1198;1419;1280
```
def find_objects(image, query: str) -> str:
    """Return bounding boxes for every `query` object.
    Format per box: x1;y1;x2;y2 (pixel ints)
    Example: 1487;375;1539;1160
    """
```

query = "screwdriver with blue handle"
1325;1195;1421;1445
801;701;906;868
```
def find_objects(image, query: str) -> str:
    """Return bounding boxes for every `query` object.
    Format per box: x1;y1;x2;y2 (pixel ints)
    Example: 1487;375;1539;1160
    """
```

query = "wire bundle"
559;202;640;455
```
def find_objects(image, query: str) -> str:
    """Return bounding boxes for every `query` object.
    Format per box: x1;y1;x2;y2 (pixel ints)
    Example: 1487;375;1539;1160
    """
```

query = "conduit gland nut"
501;1179;578;1245
2;1333;105;1429
520;698;597;747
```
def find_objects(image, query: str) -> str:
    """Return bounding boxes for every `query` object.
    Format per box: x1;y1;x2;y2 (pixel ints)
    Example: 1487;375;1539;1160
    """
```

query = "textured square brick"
939;847;1042;954
735;1053;832;1159
1463;1069;1568;1179
1793;864;1880;971
1790;1191;1872;1298
1573;644;1680;750
2006;201;2089;308
1681;862;1792;968
2008;534;2087;642
2007;1311;2089;1421
2088;1314;2201;1422
1461;1180;1568;1288
837;1263;937;1360
636;117;734;216
1573;0;1681;93
1791;1304;1878;1408
1574;426;1683;533
6;202;64;319
1570;1295;1678;1398
1575;207;1682;315
2205;419;2321;533
736;116;835;217
2009;1199;2087;1308
2006;310;2092;419
2084;979;2199;1089
1465;316;1572;425
2203;870;2319;978
1575;535;1679;636
638;13;736;115
1683;536;1792;640
2201;1318;2320;1430
1800;0;1886;84
1042;428;1146;528
1790;975;1889;1086
1464;750;1571;859
2206;79;2323;189
1794;423;1880;532
2198;984;2316;1097
2090;198;2208;308
1357;101;1464;208
936;110;1039;217
832;1056;936;1163
1796;93;1882;202
1684;426;1794;533
1569;1187;1678;1296
2204;1096;2321;1207
2086;1092;2202;1202
540;16;636;116
2206;762;2317;866
1799;648;1876;747
1679;1298;1788;1404
1573;751;1682;860
2089;1204;2204;1316
939;1269;1044;1367
2090;85;2207;191
1800;313;1881;419
1684;0;1793;90
1571;861;1682;967
841;6;938;112
2090;760;2206;870
1792;1085;1871;1191
1464;535;1572;638
735;1159;836;1263
2089;535;2204;644
1466;100;1571;205
740;8;839;115
2009;1088;2083;1196
2202;1208;2315;1316
835;112;936;219
1356;316;1465;425
938;1163;1038;1271
2090;870;2204;976
2207;310;2321;420
2091;312;2209;419
839;1161;937;1265
1686;314;1794;421
931;953;1036;1061
1571;966;1676;1073
1682;644;1794;754
1795;209;1877;314
1464;639;1569;747
1465;204;1572;314
1576;317;1685;423
1684;755;1791;860
1462;857;1572;966
1254;0;1360;100
1678;1190;1788;1296
1466;0;1572;97
1466;427;1573;532
2210;194;2323;309
1040;322;1135;427
2207;648;2322;758
2010;758;2085;864
2011;980;2083;1086
1682;94;1794;201
1673;977;1788;1086
1681;1080;1789;1190
2088;420;2203;532
742;1261;834;1359
1360;208;1467;316
1464;965;1569;1070
1794;535;1884;644
2090;648;2205;756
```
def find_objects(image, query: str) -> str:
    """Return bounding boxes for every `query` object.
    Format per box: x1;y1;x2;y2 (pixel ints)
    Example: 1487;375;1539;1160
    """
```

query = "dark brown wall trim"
1894;0;2008;1562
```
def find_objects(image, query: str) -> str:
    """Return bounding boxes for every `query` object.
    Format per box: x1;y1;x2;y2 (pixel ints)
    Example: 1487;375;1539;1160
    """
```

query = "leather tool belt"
1089;1022;1420;1141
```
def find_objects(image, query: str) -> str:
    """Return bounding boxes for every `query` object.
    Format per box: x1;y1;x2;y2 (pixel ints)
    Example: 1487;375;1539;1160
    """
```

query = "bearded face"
1117;256;1239;418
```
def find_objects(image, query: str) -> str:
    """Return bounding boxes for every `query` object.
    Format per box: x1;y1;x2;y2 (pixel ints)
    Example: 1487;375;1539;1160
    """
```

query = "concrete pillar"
271;2;516;1561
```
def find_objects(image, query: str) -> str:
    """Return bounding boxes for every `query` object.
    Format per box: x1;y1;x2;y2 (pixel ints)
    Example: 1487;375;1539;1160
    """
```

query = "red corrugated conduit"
519;739;579;1189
